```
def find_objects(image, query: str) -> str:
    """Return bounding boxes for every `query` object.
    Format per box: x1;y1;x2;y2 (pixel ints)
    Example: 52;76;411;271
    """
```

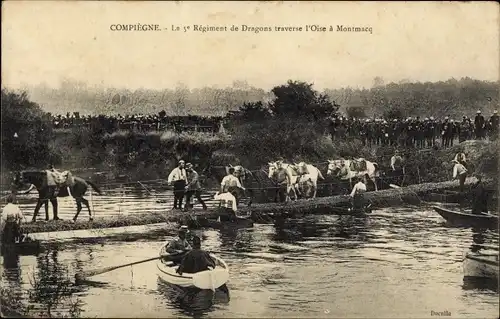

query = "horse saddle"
46;170;75;187
350;159;366;171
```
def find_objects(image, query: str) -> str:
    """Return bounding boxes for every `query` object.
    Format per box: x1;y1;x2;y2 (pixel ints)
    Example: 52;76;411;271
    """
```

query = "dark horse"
13;170;102;222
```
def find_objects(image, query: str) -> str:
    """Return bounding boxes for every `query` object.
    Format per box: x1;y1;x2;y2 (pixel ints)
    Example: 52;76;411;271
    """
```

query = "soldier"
474;110;485;139
489;110;499;140
441;117;450;147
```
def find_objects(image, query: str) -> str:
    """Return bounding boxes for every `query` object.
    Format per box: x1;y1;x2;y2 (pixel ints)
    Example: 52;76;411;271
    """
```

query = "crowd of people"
50;110;500;147
50;112;224;133
330;110;500;147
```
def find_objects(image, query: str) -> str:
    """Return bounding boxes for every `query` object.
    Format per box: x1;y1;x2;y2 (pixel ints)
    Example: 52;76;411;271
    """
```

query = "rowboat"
463;251;499;280
0;238;42;256
432;206;498;229
156;250;230;290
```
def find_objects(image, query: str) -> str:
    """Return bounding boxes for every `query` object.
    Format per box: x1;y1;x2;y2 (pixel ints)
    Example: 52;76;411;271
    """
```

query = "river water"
1;182;499;318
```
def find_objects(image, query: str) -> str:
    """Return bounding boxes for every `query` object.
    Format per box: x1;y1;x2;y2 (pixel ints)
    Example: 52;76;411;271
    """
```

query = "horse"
13;170;102;222
327;158;380;191
292;162;325;199
268;161;325;201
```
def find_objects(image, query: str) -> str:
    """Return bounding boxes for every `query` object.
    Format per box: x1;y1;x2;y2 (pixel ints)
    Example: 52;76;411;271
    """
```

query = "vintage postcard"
1;1;499;318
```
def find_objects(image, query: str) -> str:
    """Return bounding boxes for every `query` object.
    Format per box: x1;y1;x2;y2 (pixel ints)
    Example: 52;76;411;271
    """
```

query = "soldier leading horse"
13;170;102;222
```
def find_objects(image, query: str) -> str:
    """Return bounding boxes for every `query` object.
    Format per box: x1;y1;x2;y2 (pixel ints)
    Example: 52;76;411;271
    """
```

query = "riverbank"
20;177;489;234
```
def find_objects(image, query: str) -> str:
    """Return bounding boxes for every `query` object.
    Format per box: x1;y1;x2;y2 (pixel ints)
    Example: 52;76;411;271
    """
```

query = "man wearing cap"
452;159;468;192
163;225;192;258
474;110;485;140
167;160;187;210
183;163;207;211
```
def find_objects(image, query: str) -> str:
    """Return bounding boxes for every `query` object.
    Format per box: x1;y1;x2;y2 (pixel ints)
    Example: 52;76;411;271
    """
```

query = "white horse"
268;161;324;200
293;162;325;199
327;158;380;191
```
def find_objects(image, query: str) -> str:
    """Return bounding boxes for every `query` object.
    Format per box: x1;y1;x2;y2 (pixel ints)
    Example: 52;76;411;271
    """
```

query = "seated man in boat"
163;226;192;263
470;175;489;215
349;176;367;210
176;235;215;275
0;194;25;244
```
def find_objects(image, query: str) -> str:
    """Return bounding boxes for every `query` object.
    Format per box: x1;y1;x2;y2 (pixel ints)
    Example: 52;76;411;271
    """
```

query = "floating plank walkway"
21;177;489;234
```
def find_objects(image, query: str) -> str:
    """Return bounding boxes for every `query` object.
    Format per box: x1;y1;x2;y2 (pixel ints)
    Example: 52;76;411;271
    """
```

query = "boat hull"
463;252;499;280
432;206;498;229
156;254;229;290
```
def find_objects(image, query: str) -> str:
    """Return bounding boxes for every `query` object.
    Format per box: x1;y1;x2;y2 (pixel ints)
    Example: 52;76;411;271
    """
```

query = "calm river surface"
1;181;499;318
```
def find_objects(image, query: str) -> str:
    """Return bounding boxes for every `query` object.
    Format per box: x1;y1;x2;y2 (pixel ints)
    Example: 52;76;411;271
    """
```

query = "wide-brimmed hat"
185;163;193;169
477;110;481;114
178;160;185;164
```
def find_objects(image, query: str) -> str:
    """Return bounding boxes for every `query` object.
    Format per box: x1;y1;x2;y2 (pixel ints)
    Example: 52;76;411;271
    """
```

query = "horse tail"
86;180;102;195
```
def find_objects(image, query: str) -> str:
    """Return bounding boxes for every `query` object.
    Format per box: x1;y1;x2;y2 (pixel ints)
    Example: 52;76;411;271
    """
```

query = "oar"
75;252;184;281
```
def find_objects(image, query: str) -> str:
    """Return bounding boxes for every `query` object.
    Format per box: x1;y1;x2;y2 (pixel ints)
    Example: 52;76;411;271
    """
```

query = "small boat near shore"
463;251;499;280
156;252;230;290
432;206;498;229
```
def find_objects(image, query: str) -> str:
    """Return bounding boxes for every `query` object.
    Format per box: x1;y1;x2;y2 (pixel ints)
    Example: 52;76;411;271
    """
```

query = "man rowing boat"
163;226;192;263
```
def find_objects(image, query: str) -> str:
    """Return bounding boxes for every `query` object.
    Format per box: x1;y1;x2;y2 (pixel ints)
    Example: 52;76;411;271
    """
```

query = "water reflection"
273;214;369;245
29;250;85;317
461;227;499;292
157;278;230;318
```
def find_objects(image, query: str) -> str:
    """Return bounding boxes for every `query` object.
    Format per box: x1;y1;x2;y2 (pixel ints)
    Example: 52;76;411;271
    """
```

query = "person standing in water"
183;163;208;211
167;160;187;210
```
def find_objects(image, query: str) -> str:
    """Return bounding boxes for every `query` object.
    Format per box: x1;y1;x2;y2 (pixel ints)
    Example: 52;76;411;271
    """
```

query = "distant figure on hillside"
167;160;187;210
489;110;499;140
474;110;485;139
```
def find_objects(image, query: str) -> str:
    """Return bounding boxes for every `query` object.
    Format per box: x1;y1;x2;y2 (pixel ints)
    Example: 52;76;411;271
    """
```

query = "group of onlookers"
330;110;499;148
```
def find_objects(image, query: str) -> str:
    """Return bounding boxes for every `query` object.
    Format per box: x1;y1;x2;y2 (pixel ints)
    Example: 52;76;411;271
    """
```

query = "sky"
2;1;499;91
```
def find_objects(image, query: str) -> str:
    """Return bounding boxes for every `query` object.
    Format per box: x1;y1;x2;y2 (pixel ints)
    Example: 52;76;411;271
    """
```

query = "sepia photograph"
1;1;499;318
